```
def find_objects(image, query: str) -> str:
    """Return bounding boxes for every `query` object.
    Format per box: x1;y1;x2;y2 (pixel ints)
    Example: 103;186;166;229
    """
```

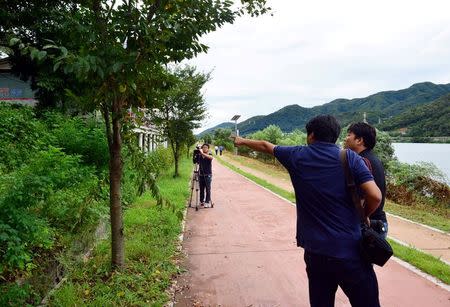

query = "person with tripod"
196;143;213;208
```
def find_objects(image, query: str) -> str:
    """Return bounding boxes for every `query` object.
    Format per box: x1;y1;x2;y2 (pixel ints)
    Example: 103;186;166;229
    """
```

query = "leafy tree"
4;0;270;269
203;133;213;145
373;130;395;169
279;129;307;146
213;128;234;150
0;1;93;109
250;124;283;144
154;66;209;177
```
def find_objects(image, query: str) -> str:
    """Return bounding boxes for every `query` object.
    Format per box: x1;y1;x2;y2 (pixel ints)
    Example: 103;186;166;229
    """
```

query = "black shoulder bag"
340;149;393;267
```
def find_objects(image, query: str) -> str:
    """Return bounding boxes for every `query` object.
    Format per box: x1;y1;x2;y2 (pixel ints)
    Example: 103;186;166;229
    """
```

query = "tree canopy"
2;0;271;268
154;66;209;177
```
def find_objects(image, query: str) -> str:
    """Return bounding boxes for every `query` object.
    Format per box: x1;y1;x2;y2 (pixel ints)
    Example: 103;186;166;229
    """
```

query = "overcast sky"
190;0;450;133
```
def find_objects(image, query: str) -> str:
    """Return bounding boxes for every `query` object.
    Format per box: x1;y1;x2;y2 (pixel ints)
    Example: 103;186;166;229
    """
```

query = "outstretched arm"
231;136;275;155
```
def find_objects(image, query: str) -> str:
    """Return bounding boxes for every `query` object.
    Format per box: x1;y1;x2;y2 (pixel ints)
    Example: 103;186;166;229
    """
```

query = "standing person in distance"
345;122;388;238
215;145;219;155
198;143;213;208
231;115;382;307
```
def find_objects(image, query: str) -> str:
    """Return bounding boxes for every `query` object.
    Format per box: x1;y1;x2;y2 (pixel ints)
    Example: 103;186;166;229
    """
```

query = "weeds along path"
219;153;450;264
175;159;449;306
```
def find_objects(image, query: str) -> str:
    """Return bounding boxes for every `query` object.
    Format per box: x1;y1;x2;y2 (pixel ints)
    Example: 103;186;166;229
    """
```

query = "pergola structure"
128;107;167;153
133;125;167;153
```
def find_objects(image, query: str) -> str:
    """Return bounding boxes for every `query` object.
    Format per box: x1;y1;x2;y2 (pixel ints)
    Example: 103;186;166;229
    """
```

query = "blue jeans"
304;251;380;307
199;174;212;203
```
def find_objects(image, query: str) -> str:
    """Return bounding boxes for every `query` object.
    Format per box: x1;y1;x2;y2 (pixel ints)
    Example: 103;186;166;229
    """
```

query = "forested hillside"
378;94;450;137
199;82;450;136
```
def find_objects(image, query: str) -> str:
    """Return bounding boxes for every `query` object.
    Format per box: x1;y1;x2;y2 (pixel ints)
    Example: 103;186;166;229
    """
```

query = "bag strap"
362;157;373;173
339;149;365;223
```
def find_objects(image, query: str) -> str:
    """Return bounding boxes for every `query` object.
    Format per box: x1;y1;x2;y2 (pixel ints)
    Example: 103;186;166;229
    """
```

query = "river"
392;143;450;183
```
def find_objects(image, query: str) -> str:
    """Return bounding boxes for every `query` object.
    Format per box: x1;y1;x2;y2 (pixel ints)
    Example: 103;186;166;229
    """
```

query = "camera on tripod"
193;145;201;164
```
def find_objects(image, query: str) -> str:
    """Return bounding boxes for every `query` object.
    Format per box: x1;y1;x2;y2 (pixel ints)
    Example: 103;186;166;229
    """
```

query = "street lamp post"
231;115;240;155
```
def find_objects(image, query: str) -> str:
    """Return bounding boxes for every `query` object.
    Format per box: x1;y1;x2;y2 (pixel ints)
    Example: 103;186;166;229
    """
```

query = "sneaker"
204;202;211;208
200;202;204;207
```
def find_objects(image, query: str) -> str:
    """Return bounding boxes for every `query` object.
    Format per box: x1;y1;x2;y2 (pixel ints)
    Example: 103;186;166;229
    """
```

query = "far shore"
390;136;450;144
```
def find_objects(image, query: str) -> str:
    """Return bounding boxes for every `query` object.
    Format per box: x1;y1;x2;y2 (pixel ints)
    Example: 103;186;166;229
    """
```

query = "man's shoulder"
346;148;362;161
360;150;383;167
346;149;368;170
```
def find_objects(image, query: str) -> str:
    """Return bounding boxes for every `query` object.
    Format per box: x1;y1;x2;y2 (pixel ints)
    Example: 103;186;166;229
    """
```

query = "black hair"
347;122;377;150
305;115;341;144
202;143;210;148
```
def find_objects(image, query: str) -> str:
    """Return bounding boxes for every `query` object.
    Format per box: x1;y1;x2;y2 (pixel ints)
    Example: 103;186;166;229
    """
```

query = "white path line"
386;212;449;235
220;161;450;292
391;256;450;292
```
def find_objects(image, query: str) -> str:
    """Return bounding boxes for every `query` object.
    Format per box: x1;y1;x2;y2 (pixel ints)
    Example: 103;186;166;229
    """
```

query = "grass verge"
48;157;192;306
385;201;449;233
217;156;450;285
223;153;290;181
217;156;295;202
388;239;450;284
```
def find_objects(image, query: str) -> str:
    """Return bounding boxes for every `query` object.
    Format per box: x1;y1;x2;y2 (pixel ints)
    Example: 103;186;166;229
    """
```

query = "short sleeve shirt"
274;142;374;259
199;153;213;176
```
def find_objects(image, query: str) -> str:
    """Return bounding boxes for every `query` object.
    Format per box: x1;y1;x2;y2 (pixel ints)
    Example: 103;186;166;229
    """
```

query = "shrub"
0;105;170;302
0;147;107;276
43;112;109;170
279;129;307;146
147;148;174;175
0;104;47;172
239;126;306;164
387;160;450;207
212;128;234;151
373;130;395;170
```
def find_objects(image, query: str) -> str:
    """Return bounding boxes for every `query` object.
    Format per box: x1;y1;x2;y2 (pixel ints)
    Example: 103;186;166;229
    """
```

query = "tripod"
188;163;200;211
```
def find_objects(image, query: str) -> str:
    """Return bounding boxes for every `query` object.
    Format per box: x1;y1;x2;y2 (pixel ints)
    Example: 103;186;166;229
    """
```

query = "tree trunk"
170;140;179;177
174;152;179;177
105;101;125;269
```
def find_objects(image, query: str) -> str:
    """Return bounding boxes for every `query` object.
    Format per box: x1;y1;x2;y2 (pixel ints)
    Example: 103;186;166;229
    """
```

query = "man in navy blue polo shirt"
231;115;382;307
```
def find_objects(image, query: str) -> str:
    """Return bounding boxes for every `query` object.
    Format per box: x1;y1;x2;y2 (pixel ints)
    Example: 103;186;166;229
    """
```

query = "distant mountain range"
198;82;450;137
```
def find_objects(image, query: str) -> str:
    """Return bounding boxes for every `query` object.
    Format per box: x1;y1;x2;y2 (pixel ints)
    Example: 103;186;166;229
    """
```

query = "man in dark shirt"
198;143;213;208
345;122;388;238
231;115;382;307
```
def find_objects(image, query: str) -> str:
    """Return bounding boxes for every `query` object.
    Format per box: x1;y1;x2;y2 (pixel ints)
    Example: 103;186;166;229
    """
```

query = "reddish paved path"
175;160;450;306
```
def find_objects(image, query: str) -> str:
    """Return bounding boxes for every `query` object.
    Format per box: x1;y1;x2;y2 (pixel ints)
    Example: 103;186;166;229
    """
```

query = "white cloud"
191;0;450;133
